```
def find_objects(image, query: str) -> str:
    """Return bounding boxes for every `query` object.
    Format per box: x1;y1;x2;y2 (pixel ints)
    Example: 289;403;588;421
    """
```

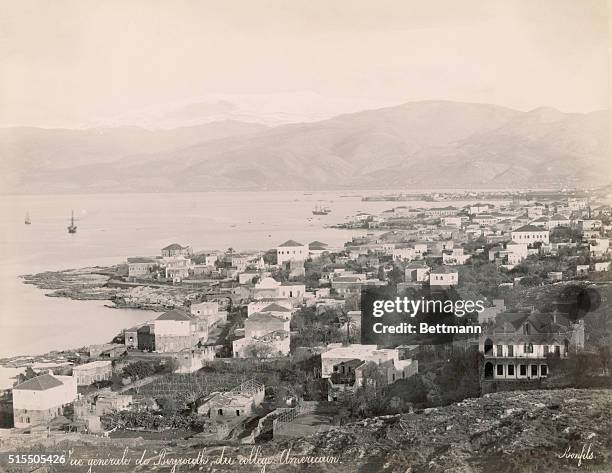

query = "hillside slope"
270;388;611;473
2;101;608;193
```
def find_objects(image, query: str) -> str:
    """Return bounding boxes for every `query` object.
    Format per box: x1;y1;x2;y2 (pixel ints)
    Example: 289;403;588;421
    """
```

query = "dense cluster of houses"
5;195;609;433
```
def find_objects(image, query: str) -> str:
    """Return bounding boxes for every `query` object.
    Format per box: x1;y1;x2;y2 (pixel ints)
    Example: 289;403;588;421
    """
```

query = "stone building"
72;361;113;386
479;311;584;383
197;379;264;419
13;373;77;428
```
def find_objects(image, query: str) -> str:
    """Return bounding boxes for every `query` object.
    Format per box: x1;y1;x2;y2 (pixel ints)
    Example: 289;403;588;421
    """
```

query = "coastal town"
1;189;611;471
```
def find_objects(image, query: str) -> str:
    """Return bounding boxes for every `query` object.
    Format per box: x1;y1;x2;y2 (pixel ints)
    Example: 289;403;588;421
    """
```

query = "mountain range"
1;101;609;193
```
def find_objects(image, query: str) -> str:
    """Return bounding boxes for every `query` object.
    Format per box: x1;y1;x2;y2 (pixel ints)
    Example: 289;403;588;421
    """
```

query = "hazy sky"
0;0;609;127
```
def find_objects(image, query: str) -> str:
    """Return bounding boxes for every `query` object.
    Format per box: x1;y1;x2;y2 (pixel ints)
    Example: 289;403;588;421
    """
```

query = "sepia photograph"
0;1;610;472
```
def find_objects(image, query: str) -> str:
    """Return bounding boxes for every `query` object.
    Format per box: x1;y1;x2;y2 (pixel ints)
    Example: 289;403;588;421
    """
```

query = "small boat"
24;212;31;225
67;210;77;234
312;204;331;215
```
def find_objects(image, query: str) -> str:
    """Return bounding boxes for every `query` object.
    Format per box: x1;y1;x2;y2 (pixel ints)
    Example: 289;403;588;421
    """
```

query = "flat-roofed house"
127;257;159;279
13;373;77;428
429;267;458;287
72;361;112;386
405;261;430;282
277;282;306;300
252;278;305;301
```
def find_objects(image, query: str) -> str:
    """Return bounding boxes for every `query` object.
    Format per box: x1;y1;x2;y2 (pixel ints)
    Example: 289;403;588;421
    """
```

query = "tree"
348;362;389;417
243;343;275;359
387;265;404;286
122;361;155;380
546;350;603;386
14;366;38;386
519;275;543;286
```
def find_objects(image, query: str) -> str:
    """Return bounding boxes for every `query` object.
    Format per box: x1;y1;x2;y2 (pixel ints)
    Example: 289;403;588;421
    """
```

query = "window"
217;409;223;416
554;346;560;356
541;365;548;376
496;365;504;376
520;364;527;376
236;410;241;416
508;365;515;376
544;345;549;355
531;365;538;376
524;343;533;353
333;366;338;372
507;345;514;357
496;345;503;357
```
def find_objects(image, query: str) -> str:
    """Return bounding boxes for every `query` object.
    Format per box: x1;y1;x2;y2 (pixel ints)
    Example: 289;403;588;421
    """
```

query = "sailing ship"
24;212;31;225
67;211;77;234
312;204;331;215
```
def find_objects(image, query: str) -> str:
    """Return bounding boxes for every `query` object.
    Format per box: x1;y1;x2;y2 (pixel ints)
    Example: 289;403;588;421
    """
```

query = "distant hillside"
0;121;267;193
1;101;609;193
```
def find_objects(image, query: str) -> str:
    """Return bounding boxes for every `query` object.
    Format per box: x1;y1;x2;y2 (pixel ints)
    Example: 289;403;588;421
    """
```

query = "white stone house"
127;257;159;278
405;261;430;282
276;240;308;265
392;246;416;262
442;248;469;265
511;225;550;245
429;267;458;286
590;238;609;257
161;243;192;257
13;373;77;428
154;309;198;352
480;312;584;382
197;379;264;419
72;361;112;386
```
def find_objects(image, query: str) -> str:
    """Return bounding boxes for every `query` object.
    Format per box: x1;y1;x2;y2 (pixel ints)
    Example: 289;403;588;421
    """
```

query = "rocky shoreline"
21;266;202;312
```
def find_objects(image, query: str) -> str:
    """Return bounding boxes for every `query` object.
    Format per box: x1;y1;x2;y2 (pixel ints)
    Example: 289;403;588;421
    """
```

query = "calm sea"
0;190;480;361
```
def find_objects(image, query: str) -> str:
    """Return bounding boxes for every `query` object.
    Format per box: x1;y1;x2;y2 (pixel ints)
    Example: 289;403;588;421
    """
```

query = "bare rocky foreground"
264;388;611;473
1;389;609;472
